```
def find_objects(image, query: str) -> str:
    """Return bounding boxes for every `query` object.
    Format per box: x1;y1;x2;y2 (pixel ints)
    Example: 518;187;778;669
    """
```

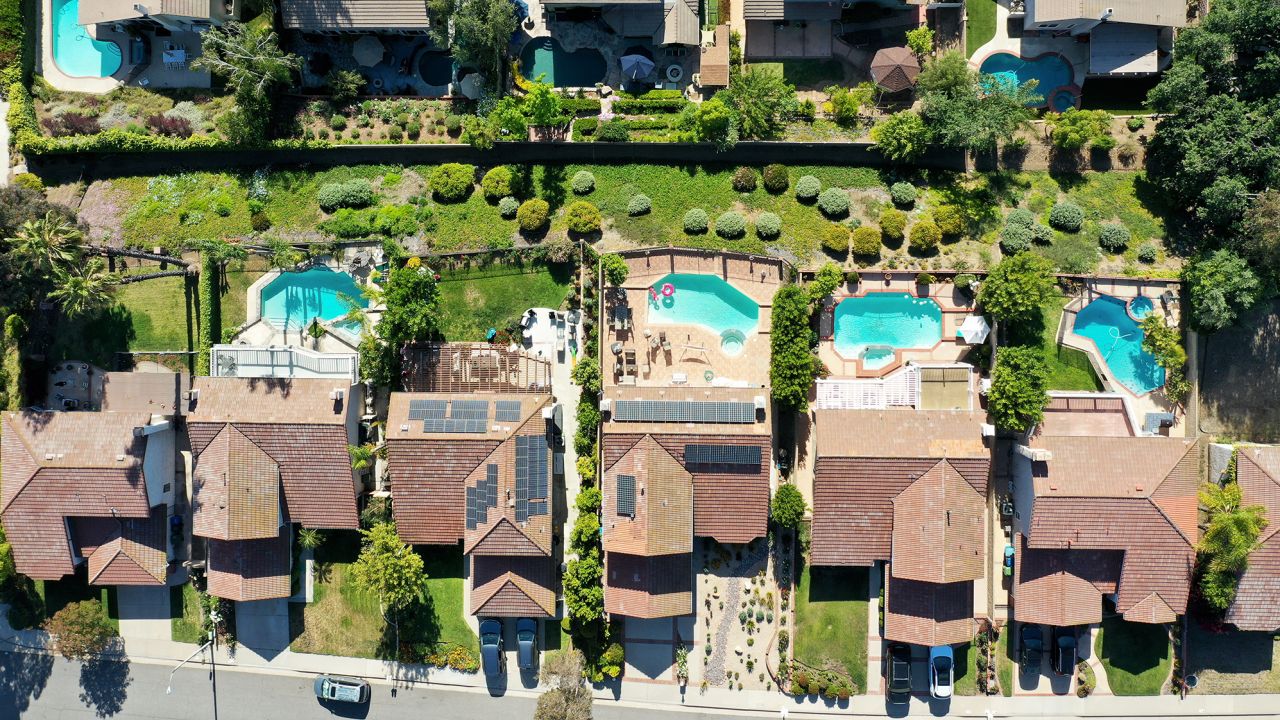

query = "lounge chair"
672;372;687;385
660;331;671;352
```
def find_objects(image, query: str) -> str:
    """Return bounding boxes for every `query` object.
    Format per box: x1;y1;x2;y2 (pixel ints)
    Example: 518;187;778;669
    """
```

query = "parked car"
516;618;538;671
480;619;505;678
1052;626;1078;676
928;645;953;699
1019;623;1044;673
313;675;370;704
886;643;912;704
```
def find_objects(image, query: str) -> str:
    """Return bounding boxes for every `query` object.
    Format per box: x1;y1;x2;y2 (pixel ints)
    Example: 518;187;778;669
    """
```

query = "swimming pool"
519;37;607;87
52;0;122;78
1072;295;1164;395
979;52;1074;107
260;267;368;332
833;293;943;359
646;274;759;345
1128;296;1154;320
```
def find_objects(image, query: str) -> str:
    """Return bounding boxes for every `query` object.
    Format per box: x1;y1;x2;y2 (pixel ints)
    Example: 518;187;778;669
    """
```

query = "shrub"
817;187;850;217
732;166;757;192
880;208;907;241
954;273;977;291
917;272;936;284
497;196;520;219
481;166;512;199
387;126;403;142
683;208;709;234
1006;207;1035;229
755;211;782;238
1049;201;1084;232
889;182;917;207
795;175;822;201
715;211;746;238
910;220;941;253
517;198;550;232
565;201;602;234
329;114;347;131
571;170;596;195
317;179;375;212
763;164;789;193
627;194;651;216
1000;223;1032;254
1126;116;1146;132
851;225;881;257
146;114;193;138
597;120;629;142
444;114;464;135
405;121;422;138
251;211;272;232
933;204;964;236
430;163;475;202
1137;243;1158;263
1031;222;1054;244
822;223;849;254
319;207;375;237
13;173;43;191
1098;223;1130;252
576;117;598;136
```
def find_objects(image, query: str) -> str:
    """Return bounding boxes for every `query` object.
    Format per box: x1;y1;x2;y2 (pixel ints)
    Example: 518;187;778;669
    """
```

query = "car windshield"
518;630;535;642
482;632;500;645
935;658;953;675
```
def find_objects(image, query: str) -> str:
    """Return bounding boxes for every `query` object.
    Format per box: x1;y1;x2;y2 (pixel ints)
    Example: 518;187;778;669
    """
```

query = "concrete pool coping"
238;262;374;350
38;0;122;93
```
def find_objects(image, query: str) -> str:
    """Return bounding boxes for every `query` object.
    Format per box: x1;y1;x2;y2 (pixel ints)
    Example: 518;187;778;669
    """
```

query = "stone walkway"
703;544;769;689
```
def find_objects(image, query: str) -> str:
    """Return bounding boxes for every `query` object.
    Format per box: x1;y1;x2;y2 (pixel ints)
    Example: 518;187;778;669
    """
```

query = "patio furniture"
623;349;637;376
659;331;671;351
610;341;624;355
353;35;386;67
672;372;687;384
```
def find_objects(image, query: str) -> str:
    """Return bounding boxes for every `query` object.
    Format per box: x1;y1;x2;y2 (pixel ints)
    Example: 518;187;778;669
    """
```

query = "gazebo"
870;46;920;93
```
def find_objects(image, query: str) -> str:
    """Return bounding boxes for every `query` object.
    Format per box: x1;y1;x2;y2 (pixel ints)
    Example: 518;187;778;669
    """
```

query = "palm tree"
297;528;325;551
348;442;378;471
48;258;116;318
6;212;83;276
193;238;249;290
1199;481;1269;575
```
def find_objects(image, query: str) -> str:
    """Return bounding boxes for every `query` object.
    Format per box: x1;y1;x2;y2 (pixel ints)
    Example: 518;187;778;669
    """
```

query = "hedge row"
612;97;689;114
559;97;602;116
0;0;24;97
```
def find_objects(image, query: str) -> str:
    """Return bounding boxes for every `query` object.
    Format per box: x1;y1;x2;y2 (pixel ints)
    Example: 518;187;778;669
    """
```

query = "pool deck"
231;256;383;353
968;0;1088;89
603;250;783;391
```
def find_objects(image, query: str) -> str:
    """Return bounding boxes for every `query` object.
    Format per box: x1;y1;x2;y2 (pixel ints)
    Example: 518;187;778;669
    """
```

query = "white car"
929;645;954;699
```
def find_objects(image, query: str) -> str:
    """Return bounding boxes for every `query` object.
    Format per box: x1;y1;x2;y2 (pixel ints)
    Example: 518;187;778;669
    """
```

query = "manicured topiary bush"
1098;223;1130;252
890;182;917;207
822;223;849;254
817;188;850;218
1031;222;1054;244
763;164;789;193
1049;201;1084;232
1006;208;1035;229
565;201;602;234
329;115;347;131
430;163;475;202
880;208;907;241
1000;223;1032;254
1137;243;1158;263
684;208;709;234
1126;116;1145;132
571;170;596;195
445;114;465;135
498;196;519;218
517;198;550;232
715;211;746;238
481;166;513;200
795;175;821;202
317;179;374;212
851;225;881;257
755;212;782;238
627;194;652;216
910;220;941;253
598;120;628;142
933;205;964;236
732;166;757;192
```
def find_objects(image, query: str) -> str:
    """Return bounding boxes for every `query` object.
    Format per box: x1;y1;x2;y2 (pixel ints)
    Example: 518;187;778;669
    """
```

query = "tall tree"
6;211;82;276
1183;248;1259;332
438;0;517;86
193;22;301;143
917;50;1038;152
769;284;818;412
977;253;1055;323
351;522;428;612
1198;479;1268;612
48;258;115;318
987;346;1049;432
43;600;118;660
770;484;807;529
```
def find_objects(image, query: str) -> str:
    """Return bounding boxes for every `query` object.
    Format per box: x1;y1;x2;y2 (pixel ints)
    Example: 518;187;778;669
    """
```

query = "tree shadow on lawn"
47;304;137;369
78;652;131;718
0;645;54;717
1187;626;1275;676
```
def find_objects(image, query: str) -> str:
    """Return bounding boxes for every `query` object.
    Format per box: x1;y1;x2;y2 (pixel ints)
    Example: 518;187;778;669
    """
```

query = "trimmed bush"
1098;223;1130;252
1000;223;1033;254
627;194;652;216
933;205;964;236
763;164;789;193
910;220;941;253
817;187;850;218
565;201;602;234
517;198;550;232
329;115;347;131
880;208;907;241
1031;222;1054;245
795;175;821;202
598;120;628;142
683;208;709;234
822;223;849;254
444;114;464;135
430;163;475;202
851;225;881;257
1049;201;1084;232
1137;243;1158;263
954;273;977;291
406;121;422;139
571;170;596;195
498;196;519;218
732;166;757;192
251;211;272;232
755;212;782;238
481;166;513;200
890;182;917;207
13;173;43;191
1126;116;1146;132
715;211;746;238
317;179;375;212
1006;208;1035;229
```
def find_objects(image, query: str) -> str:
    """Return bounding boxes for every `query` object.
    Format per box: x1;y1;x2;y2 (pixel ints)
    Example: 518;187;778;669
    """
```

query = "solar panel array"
685;444;762;470
495;400;523;423
514;435;549;523
612;400;756;424
616;474;636;516
466;465;501;530
411;399;492;434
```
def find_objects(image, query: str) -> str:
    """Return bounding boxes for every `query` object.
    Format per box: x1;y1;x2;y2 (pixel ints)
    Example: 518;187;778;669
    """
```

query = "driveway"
234;599;291;662
116;586;173;641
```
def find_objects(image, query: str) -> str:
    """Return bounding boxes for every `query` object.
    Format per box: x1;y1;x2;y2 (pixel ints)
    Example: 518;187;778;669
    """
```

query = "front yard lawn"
793;563;868;694
954;642;979;695
1185;623;1280;694
1096;614;1172;696
170;583;205;644
997;627;1014;696
437;262;573;342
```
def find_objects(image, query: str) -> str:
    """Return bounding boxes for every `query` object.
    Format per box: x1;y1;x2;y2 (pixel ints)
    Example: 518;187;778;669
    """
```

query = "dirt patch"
45;181;86;210
379;168;427;205
1199;299;1280;442
75;180;129;246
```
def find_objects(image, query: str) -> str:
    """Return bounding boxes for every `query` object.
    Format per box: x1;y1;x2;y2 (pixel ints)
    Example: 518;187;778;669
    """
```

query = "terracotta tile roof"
206;529;292;601
188;377;350;425
87;507;168;586
471;555;556;617
1013;533;1122;626
815;409;989;459
1237;447;1280;544
890;461;986;584
605;552;693;618
1029;436;1198;505
101;371;188;416
191;425;281;541
884;575;974;646
602;436;693;557
1228;448;1280;630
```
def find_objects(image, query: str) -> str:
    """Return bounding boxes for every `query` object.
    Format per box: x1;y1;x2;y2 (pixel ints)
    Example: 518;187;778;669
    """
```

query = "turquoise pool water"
979;52;1074;107
519;37;607;87
646;274;759;339
833;293;942;358
1073;295;1164;395
1128;296;1154;320
260;267;368;332
52;0;122;78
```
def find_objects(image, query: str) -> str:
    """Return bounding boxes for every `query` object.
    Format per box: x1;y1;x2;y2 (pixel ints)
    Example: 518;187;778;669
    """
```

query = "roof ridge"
602;434;645;475
1143;496;1195;548
475;574;542;614
469;516;545;555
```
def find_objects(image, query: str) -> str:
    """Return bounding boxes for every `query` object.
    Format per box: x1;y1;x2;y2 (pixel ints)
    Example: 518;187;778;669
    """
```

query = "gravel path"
705;546;769;687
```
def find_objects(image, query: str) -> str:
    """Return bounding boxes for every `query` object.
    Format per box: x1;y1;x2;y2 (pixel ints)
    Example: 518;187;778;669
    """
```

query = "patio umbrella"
458;72;485;99
959;315;991;345
352;35;385;67
620;54;656;81
870;46;920;93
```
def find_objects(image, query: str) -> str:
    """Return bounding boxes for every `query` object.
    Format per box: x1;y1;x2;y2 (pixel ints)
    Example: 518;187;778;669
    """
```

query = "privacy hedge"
612;97;690;114
0;0;25;93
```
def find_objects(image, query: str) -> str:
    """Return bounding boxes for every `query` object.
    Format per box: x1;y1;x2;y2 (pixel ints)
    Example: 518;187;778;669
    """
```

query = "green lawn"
793;564;868;694
1006;294;1103;392
997;628;1014;696
1096;615;1172;696
34;578;118;632
748;60;846;89
954;642;979;695
171;583;205;644
437;263;574;341
966;0;997;57
1185;624;1280;694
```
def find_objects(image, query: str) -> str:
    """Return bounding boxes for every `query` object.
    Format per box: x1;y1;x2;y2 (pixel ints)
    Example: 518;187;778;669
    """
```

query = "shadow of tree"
537;166;568;212
78;654;131;718
0;648;55;716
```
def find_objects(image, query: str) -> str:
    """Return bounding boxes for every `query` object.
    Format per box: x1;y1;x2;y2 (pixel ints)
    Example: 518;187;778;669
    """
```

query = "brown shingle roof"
191;425;281;541
87;506;168;586
188;377;351;426
1228;448;1280;631
884;575;974;646
605;552;693;618
471;555;556;617
206;529;292;601
890;461;986;584
699;25;731;86
602;436;693;557
1013;533;1122;626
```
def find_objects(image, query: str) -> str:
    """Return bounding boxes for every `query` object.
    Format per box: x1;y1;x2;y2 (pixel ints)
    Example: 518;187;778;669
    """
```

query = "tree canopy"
1198;478;1268;613
870;111;929;162
721;67;797;140
44;600;118;660
987;346;1049;432
1183;249;1259;332
770;484;807;529
917;51;1039;152
977;253;1055;323
352;522;428;611
769;284;818;412
193;22;300;142
431;0;517;85
361;258;442;384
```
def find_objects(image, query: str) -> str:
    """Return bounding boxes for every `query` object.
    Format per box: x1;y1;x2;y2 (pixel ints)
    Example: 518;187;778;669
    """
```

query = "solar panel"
485;465;499;509
685;444;762;469
612;400;756;424
515;498;529;523
465;486;478;530
617;474;636;516
495;400;523;423
423;418;446;433
475;478;487;507
528;500;548;517
515;437;529;503
440;418;486;434
525;436;548;500
407;399;447;421
450;400;490;421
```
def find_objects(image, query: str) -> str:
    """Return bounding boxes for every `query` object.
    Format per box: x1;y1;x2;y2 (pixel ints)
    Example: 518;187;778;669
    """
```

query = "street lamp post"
165;609;220;720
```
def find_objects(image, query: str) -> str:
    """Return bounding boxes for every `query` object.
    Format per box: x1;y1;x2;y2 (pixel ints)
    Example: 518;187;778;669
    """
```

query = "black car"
886;643;912;704
1019;623;1044;673
1052;626;1078;676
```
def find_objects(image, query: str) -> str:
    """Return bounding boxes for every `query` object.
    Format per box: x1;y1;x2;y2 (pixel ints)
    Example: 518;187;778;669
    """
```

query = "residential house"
1011;396;1198;626
598;386;772;619
811;409;990;646
1021;0;1187;75
387;391;561;619
1225;446;1280;632
79;0;236;34
282;0;431;33
538;0;703;49
186;377;362;602
742;0;839;60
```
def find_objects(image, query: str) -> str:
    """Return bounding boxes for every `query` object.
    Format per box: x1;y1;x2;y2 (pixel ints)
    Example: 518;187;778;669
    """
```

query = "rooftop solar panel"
465;486;477;530
617;474;636;516
515;498;528;524
612;400;756;424
450;400;490;421
495;400;523;423
685;444;762;469
528;499;548;517
407;399;447;420
485;465;499;509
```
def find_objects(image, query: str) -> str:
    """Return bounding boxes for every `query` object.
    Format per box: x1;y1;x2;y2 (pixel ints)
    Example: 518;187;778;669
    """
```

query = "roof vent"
330;388;344;401
44;453;55;461
116;454;125;462
188;389;200;401
400;424;409;432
